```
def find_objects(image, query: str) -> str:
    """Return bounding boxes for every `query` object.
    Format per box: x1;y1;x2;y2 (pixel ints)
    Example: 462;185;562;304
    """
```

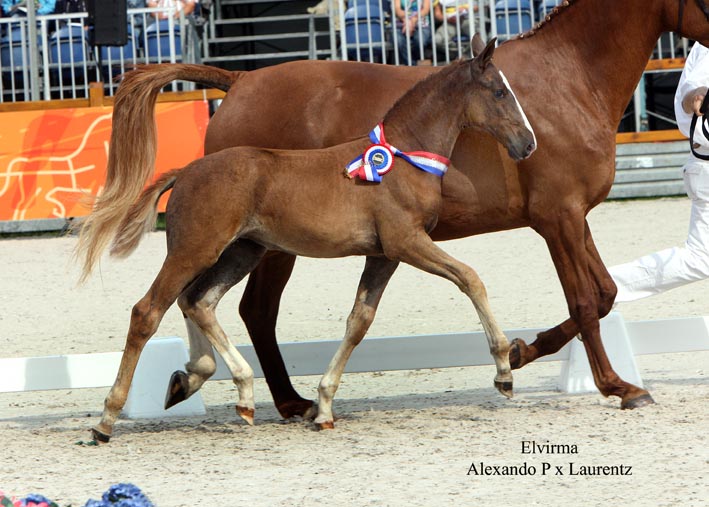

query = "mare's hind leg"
314;256;399;429
176;239;267;425
386;231;513;398
93;252;215;442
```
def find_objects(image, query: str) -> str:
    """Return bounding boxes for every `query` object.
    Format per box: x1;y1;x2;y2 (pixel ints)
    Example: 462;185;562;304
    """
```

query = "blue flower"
83;483;154;507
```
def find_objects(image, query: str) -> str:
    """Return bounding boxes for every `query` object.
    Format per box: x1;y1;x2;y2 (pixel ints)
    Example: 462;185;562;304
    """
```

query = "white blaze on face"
499;70;537;152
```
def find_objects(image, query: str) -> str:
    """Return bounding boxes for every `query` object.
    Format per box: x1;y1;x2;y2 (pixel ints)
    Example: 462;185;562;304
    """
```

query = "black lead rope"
689;92;709;161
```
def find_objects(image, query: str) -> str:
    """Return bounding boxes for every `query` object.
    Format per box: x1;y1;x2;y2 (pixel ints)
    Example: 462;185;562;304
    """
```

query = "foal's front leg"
387;231;513;398
315;256;399;429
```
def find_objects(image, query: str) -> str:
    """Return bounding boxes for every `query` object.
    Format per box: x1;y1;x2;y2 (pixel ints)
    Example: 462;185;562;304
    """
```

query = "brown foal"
76;36;535;440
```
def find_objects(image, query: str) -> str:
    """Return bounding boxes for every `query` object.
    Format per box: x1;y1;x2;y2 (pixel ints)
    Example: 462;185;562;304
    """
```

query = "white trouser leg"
610;157;709;303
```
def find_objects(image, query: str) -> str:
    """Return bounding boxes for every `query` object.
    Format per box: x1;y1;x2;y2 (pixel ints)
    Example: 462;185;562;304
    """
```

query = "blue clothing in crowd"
2;0;57;15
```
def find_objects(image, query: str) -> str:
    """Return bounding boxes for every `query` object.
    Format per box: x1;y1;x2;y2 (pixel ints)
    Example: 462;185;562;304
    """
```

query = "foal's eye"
494;89;506;99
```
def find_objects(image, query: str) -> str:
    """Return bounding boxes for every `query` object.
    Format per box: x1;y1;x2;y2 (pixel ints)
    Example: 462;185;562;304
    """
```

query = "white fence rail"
1;313;707;419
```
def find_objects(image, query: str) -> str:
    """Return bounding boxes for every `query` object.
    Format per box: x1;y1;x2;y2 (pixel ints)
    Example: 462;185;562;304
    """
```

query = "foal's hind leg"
386;231;513;398
315;256;399;429
93;253;212;442
176;239;268;425
164;315;217;409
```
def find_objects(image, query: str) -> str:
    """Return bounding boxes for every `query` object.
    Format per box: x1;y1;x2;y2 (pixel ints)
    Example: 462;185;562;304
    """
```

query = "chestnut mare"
77;37;536;440
101;0;709;418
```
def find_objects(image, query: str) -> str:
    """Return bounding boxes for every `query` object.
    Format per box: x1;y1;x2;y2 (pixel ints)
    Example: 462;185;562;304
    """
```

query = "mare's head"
669;0;709;44
461;34;536;161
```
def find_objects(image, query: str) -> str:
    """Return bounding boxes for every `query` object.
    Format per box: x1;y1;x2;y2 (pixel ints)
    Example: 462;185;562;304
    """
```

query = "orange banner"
0;101;209;222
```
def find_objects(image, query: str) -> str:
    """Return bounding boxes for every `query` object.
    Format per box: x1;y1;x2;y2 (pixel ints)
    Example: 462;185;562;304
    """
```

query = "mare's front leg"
238;252;315;419
174;239;268;425
315;256;399;429
530;209;653;408
387;231;513;397
510;220;617;367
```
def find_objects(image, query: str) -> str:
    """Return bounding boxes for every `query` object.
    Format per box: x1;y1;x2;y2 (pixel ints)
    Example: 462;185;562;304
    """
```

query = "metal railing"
0;0;694;134
0;7;199;102
336;0;691;132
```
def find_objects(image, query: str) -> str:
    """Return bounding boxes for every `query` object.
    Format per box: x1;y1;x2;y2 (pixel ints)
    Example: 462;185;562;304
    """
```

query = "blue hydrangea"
82;484;154;507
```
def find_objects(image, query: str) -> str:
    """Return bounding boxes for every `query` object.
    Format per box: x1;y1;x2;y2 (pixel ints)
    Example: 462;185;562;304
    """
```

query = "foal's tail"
74;64;240;282
110;170;180;261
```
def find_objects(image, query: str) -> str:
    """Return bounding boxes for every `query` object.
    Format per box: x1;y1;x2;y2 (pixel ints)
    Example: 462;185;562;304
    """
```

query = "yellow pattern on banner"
0;101;209;221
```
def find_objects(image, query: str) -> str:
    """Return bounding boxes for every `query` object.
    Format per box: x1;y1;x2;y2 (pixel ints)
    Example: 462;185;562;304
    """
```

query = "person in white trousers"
610;43;709;303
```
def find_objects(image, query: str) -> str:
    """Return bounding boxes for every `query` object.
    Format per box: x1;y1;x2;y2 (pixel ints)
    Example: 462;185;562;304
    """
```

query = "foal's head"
461;35;537;161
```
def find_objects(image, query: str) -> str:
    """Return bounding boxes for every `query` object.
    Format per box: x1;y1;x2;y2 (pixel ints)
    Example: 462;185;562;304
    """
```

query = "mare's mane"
516;0;578;39
518;0;709;40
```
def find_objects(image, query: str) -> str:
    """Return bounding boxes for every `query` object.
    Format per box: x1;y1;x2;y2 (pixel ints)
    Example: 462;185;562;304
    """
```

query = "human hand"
692;91;706;116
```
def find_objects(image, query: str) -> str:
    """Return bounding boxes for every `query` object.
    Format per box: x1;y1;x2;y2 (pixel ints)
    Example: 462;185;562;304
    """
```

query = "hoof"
91;427;111;444
621;393;655;410
316;420;335;430
236;405;255;426
165;370;190;409
509;338;526;370
494;380;514;399
276;398;316;420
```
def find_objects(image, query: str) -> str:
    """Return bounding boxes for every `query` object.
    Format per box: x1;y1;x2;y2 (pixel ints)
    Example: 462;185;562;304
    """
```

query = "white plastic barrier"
1;313;708;419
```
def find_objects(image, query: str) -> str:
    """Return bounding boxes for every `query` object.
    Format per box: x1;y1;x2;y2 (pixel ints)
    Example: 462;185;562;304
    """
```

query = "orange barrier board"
0;101;208;221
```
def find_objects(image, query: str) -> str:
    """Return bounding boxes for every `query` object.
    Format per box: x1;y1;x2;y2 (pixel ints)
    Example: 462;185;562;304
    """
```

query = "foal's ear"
471;35;496;70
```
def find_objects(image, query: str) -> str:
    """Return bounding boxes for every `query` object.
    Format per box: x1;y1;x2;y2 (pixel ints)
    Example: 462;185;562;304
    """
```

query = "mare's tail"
74;64;240;282
110;170;180;261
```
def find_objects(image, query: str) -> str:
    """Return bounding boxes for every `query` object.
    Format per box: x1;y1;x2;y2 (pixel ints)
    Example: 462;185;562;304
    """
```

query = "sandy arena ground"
0;197;707;507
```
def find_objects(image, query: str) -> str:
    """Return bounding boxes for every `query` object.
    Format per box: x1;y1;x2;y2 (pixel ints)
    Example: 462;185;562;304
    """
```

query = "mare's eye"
494;89;506;99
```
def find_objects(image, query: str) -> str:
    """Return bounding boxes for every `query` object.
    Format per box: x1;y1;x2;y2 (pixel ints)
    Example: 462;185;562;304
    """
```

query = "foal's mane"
382;59;469;123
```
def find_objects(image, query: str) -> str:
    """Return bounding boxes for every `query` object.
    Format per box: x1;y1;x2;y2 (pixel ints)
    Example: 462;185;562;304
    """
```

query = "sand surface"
0;197;707;506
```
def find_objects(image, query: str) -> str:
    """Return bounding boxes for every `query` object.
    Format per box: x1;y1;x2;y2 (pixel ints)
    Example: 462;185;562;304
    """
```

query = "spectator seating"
144;19;182;62
344;1;384;62
49;23;93;83
1;24;30;97
495;0;532;40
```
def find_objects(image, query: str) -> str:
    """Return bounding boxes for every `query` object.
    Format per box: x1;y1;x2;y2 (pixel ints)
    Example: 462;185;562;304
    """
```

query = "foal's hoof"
236;405;255;426
165;370;190;409
621;393;655;410
91;427;111;444
494;380;514;399
509;338;527;370
315;420;335;430
276;399;317;420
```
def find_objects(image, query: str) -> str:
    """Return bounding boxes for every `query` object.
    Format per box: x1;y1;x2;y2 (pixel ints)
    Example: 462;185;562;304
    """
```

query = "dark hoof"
621;393;656;410
494;380;514;399
509;338;526;370
91;427;111;443
276;399;316;420
165;370;189;409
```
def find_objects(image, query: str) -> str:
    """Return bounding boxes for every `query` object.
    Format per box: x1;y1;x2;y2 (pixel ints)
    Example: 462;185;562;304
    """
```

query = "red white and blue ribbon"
345;123;451;183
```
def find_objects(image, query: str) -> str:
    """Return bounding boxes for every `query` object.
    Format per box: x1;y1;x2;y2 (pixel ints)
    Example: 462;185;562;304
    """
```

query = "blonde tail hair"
73;64;237;282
